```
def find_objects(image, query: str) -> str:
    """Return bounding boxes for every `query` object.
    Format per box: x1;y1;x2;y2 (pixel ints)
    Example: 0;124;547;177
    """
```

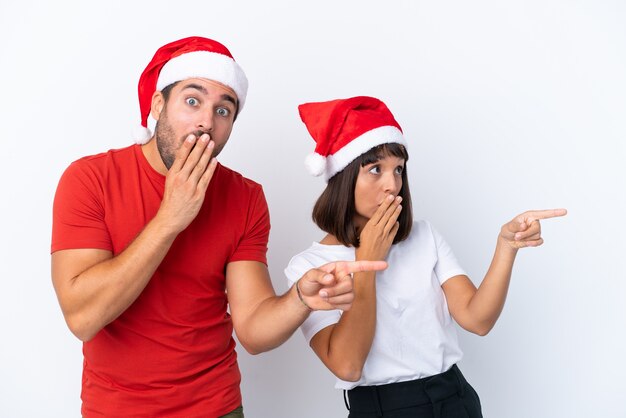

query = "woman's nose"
383;172;400;194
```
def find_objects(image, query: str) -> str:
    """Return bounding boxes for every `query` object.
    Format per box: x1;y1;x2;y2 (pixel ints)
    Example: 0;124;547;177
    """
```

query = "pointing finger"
318;260;388;275
525;208;568;221
336;260;388;275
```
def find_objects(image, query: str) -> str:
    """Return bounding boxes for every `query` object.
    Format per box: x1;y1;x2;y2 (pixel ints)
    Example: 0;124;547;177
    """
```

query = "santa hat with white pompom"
133;36;248;144
298;96;407;182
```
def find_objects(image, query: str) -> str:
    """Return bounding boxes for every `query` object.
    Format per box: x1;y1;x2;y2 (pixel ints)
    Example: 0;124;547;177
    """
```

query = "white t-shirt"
285;220;467;390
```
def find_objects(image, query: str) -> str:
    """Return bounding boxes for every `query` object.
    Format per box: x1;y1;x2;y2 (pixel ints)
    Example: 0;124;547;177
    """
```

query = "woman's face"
353;153;405;230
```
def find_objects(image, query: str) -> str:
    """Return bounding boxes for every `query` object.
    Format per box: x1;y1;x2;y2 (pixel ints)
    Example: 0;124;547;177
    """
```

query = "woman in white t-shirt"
286;96;566;418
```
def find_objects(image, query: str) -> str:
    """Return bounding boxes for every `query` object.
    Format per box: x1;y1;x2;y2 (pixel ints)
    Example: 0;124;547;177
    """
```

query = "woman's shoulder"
288;241;353;265
395;220;448;252
405;219;437;241
411;219;433;230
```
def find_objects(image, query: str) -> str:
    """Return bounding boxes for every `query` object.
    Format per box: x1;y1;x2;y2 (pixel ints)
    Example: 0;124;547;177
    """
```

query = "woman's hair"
312;143;413;247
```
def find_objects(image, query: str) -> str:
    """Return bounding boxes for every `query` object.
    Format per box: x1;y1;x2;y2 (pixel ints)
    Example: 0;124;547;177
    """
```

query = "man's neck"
141;138;168;175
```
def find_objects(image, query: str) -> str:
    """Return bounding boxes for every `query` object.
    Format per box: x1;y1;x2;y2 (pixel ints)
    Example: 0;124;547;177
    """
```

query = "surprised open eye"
368;165;381;174
216;107;230;117
185;97;199;106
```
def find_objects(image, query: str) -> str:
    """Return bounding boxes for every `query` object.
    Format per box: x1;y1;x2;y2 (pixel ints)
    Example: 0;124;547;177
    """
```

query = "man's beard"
154;106;180;170
154;109;210;170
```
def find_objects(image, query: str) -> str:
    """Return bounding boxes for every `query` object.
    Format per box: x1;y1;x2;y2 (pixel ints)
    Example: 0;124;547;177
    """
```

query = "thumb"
509;220;528;233
301;268;335;289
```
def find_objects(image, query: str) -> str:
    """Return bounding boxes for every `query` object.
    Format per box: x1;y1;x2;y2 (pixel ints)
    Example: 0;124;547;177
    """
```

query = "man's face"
153;78;237;169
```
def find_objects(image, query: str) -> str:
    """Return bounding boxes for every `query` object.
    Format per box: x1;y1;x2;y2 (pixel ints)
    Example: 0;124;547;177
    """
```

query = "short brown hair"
312;143;413;247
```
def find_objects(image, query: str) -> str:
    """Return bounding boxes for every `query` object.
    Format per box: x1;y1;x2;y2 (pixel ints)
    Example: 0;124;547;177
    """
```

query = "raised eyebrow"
179;84;237;108
181;83;208;95
220;94;237;107
363;158;383;167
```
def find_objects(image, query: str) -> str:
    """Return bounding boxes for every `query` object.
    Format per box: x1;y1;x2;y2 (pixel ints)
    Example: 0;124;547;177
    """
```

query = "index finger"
369;194;396;226
526;208;568;221
329;260;388;276
170;134;197;172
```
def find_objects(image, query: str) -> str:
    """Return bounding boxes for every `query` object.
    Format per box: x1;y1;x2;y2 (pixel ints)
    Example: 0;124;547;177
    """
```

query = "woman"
285;96;566;418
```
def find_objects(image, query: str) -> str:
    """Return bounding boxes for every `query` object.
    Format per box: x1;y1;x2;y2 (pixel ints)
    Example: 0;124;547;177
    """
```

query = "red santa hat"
298;96;407;181
134;36;248;144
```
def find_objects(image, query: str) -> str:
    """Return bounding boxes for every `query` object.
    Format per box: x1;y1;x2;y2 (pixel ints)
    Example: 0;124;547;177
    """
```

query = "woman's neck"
319;234;343;246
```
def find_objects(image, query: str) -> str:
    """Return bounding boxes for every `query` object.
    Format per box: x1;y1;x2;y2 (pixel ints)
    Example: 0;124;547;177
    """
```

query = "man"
51;36;386;418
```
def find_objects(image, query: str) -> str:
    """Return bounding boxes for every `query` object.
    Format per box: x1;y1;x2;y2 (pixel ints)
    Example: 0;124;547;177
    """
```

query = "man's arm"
52;221;178;341
51;135;217;341
226;260;387;355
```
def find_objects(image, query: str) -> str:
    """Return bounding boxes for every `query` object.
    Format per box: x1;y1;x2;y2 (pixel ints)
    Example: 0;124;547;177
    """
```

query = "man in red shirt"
51;36;386;418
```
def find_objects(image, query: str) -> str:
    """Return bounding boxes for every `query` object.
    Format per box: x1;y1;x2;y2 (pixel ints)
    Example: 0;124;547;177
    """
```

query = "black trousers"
345;365;482;418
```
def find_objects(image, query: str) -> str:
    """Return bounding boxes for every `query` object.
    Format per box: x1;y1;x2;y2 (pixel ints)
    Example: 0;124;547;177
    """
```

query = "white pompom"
304;153;327;177
133;126;153;144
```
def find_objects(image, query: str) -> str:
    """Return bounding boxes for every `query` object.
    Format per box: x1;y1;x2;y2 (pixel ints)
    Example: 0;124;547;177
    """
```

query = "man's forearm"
234;284;311;355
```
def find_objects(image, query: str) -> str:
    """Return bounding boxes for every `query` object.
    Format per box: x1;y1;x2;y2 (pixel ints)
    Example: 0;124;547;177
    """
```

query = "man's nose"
197;111;214;132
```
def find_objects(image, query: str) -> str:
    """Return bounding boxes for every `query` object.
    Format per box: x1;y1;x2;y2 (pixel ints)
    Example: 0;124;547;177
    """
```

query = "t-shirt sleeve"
229;186;270;265
429;222;467;285
285;253;342;343
51;161;112;253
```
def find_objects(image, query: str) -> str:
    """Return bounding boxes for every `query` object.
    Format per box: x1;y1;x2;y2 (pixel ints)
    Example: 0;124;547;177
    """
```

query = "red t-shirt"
52;145;270;417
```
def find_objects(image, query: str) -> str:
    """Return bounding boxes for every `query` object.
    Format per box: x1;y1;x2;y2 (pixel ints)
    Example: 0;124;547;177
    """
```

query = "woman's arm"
443;208;567;336
309;195;402;381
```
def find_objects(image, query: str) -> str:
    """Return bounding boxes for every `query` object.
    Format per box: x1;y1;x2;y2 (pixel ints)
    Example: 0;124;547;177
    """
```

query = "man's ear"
151;91;165;121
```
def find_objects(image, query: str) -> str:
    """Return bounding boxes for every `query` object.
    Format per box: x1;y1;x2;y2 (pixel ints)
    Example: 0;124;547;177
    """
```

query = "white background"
1;1;625;417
